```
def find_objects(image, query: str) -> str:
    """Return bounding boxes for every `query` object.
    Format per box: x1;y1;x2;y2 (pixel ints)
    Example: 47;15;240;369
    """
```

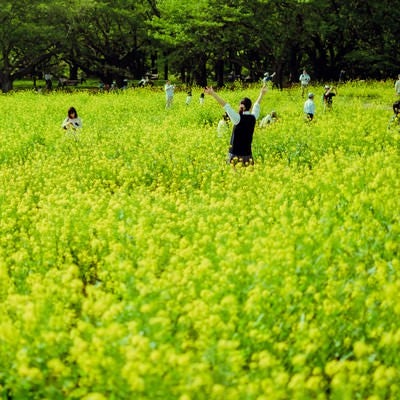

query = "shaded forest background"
0;0;399;92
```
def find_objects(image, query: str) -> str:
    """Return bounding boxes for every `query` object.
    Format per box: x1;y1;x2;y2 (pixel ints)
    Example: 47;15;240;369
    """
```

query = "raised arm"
250;85;268;119
204;87;227;107
254;85;268;105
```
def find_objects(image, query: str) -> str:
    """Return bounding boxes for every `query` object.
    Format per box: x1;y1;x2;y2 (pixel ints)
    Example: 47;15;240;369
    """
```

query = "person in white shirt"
303;93;315;121
199;93;205;105
205;84;268;165
259;111;278;128
217;112;230;137
262;72;276;85
44;72;53;90
164;80;175;108
395;74;400;96
299;69;311;97
138;76;148;87
186;90;192;105
61;107;83;130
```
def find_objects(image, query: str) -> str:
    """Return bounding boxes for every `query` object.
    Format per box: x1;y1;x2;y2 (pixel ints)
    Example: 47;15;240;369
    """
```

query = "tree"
152;0;259;87
1;0;399;91
61;0;157;85
246;0;307;88
151;0;213;86
0;1;66;92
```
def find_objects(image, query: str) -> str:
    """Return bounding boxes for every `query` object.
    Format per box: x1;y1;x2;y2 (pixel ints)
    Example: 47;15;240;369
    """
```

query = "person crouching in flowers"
259;110;278;128
217;112;230;137
62;107;82;130
204;84;268;166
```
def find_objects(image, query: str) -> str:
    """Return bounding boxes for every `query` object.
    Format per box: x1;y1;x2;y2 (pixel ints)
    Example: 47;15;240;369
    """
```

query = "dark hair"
68;107;78;117
240;97;252;112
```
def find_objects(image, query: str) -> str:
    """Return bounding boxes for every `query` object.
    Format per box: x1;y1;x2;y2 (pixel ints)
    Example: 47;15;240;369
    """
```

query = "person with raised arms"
204;84;268;166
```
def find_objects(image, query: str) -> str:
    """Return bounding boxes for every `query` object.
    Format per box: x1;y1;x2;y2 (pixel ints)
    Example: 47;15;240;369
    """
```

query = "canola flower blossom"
0;81;399;399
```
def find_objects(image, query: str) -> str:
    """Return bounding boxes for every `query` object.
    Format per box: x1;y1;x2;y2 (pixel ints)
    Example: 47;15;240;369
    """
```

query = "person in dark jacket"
204;85;268;165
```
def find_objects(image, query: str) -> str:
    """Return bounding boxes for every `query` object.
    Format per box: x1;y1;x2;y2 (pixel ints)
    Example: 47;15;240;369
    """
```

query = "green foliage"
1;0;400;92
0;82;399;399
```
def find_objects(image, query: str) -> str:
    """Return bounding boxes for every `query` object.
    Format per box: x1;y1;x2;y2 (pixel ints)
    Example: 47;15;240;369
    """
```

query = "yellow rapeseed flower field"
0;81;399;399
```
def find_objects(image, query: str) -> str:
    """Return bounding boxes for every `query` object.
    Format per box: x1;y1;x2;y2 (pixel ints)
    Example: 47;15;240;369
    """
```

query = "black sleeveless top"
229;114;256;156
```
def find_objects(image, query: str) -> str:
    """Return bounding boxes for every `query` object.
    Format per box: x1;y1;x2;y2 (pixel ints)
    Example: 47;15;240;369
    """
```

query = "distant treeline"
1;0;399;92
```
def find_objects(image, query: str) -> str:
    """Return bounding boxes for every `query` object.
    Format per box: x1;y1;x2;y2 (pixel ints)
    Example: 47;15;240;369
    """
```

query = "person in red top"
204;84;268;165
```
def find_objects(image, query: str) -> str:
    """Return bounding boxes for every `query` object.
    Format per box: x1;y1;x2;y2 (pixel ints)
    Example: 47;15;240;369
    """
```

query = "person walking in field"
299;69;311;97
61;107;82;130
164;80;175;109
304;92;316;121
204;84;268;165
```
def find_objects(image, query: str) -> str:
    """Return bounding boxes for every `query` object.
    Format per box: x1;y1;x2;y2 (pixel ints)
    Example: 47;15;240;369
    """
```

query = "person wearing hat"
304;92;316;121
323;85;338;111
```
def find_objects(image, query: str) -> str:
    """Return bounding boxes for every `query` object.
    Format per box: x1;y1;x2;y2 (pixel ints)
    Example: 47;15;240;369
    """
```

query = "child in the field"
304;92;315;121
61;107;82;130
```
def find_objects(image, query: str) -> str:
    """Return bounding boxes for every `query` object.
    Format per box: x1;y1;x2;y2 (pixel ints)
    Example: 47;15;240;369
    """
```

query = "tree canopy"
0;0;399;91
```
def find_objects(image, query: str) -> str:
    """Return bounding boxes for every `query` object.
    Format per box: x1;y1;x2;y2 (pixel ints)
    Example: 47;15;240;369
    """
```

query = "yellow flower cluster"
0;81;399;399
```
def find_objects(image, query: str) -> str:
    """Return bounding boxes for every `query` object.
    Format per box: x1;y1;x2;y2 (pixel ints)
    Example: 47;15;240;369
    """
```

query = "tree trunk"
163;54;168;80
69;64;78;80
194;56;207;87
215;59;224;87
0;73;13;93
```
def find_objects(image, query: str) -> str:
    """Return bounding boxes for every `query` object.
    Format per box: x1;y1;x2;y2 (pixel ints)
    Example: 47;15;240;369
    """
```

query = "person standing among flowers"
323;85;337;111
164;80;175;109
186;89;192;105
61;107;82;130
299;69;311;97
204;84;268;165
199;92;205;105
304;92;315;121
